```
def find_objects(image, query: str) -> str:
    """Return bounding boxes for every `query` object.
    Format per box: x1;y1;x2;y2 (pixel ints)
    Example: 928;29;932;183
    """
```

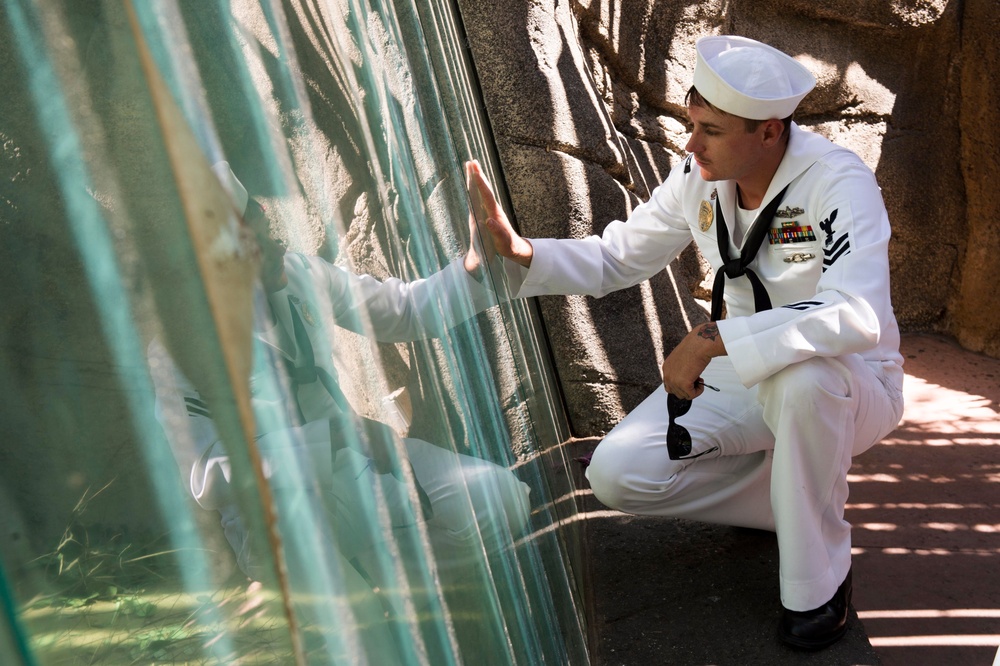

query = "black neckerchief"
710;184;789;321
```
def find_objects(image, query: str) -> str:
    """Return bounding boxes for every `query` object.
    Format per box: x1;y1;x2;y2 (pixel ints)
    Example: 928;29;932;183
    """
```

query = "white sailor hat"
211;160;249;215
692;35;815;120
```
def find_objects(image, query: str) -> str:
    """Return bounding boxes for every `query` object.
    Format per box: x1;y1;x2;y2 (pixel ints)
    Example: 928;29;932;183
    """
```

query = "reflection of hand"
464;160;534;269
332;417;434;521
464;161;496;278
331;416;404;475
358;416;404;476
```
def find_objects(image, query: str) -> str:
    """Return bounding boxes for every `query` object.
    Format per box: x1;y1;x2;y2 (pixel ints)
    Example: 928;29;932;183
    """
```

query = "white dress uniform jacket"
505;123;903;382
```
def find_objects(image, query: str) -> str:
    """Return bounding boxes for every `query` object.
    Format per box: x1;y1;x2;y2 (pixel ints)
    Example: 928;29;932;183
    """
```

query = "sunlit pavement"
579;332;1000;665
848;333;1000;666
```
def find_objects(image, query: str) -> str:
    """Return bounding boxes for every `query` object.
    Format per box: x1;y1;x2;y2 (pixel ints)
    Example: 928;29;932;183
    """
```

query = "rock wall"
459;0;998;436
955;0;1000;358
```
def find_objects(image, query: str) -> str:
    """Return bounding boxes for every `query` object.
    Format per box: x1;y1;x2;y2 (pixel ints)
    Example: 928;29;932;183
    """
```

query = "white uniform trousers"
586;354;904;611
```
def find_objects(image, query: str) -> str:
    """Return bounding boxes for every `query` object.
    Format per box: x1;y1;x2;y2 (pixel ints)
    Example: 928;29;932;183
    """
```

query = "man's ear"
761;118;785;147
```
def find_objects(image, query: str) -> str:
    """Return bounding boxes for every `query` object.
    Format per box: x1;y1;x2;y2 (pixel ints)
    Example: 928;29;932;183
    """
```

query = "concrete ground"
576;333;1000;665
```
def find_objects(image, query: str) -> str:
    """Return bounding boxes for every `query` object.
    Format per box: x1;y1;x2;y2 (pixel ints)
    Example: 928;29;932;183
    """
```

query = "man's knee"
758;356;852;409
585;441;640;511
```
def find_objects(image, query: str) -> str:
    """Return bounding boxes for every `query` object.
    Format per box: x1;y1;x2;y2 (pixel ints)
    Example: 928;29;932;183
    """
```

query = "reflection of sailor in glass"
148;162;530;594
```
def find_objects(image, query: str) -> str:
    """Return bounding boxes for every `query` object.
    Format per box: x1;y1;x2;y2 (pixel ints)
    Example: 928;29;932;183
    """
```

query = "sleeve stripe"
823;243;851;266
184;397;211;419
782;300;824;311
826;234;850;254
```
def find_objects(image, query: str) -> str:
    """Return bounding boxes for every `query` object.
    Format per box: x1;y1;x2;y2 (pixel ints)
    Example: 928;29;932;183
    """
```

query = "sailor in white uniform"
149;163;531;624
468;35;904;650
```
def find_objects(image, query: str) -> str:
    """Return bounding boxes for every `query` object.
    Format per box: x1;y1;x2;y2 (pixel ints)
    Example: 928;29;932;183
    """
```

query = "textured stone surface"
955;0;1000;357
460;0;998;435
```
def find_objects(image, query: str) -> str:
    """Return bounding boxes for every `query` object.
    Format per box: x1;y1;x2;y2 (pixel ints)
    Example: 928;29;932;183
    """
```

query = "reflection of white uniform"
150;252;530;586
505;123;904;612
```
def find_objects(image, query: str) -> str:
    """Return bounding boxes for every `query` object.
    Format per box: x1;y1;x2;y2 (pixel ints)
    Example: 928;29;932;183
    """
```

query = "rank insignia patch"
769;220;817;244
698;199;713;232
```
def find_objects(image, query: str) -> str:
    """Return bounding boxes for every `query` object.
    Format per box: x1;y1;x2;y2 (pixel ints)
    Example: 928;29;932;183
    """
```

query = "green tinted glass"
1;0;587;664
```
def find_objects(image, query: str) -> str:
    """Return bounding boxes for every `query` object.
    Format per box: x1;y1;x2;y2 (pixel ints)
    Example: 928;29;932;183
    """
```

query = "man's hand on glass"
465;160;534;269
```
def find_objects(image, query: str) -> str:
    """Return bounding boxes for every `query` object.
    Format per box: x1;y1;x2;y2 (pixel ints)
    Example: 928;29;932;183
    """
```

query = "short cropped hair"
685;86;792;136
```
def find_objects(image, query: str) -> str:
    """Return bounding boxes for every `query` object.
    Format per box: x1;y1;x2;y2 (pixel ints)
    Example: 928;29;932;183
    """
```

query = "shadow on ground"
848;333;1000;666
578;333;1000;665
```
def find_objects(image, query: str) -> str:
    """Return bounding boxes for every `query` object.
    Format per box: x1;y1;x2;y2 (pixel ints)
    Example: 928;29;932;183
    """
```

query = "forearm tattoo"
697;323;720;342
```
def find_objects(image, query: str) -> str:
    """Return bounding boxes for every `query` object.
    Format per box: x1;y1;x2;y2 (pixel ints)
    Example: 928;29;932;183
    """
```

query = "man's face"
684;103;767;184
245;200;288;292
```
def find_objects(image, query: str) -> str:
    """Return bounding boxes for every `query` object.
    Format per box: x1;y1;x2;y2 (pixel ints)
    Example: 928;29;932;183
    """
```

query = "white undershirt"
733;203;761;248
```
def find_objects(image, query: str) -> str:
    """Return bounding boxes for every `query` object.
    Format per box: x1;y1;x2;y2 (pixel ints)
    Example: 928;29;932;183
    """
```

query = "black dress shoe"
778;568;853;650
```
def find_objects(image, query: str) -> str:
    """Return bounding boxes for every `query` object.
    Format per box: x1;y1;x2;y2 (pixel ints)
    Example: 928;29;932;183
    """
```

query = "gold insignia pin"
775;205;805;219
698;200;714;232
301;302;317;327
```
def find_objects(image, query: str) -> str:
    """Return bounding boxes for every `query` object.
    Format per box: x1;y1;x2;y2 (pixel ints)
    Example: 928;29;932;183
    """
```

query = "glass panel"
1;1;586;664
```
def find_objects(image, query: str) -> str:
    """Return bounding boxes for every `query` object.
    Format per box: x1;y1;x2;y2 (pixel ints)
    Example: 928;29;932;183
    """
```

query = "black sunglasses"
666;381;720;460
